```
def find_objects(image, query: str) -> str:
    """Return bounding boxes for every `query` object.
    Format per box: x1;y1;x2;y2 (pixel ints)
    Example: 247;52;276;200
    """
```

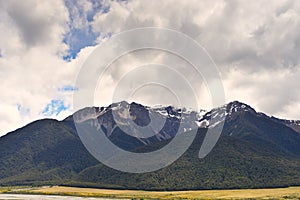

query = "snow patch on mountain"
73;101;261;140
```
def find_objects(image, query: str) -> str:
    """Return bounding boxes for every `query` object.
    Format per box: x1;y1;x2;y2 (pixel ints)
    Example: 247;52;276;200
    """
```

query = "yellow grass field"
7;185;300;199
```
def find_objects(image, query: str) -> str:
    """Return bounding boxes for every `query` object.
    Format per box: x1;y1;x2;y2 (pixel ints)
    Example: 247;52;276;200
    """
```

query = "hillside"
0;101;300;190
0;119;98;185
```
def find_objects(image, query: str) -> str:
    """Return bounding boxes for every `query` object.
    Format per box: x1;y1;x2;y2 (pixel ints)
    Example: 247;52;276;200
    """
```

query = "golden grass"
0;188;9;194
0;186;27;194
12;186;300;199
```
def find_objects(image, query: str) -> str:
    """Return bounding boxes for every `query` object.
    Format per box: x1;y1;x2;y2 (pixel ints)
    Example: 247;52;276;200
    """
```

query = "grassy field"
0;186;30;194
4;185;300;199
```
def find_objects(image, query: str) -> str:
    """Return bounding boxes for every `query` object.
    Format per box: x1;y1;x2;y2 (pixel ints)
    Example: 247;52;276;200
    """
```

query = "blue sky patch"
58;85;78;92
63;27;99;61
17;104;30;116
63;0;105;61
41;99;70;116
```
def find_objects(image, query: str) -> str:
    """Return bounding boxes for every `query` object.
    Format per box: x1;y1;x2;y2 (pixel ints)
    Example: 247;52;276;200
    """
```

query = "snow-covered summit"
200;101;256;127
73;100;258;134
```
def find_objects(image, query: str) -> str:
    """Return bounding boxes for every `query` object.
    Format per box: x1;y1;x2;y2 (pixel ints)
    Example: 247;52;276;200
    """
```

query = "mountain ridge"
1;100;300;190
2;100;298;138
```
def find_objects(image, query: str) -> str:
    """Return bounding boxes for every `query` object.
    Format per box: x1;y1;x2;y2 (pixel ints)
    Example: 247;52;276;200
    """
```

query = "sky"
0;0;300;136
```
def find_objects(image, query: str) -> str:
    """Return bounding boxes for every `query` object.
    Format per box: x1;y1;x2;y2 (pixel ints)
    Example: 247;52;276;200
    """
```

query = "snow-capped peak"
199;101;256;128
73;101;258;134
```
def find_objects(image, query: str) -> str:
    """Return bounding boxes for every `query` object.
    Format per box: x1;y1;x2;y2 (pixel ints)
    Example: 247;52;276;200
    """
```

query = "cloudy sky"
0;0;300;136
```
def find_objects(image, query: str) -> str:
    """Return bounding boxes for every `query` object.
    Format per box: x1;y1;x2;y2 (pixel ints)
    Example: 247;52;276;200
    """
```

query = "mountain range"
0;101;300;190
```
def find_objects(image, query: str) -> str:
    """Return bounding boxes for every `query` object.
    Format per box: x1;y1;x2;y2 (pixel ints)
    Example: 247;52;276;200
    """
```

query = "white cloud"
1;0;69;52
91;0;300;119
224;67;300;119
0;0;74;135
1;0;300;136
